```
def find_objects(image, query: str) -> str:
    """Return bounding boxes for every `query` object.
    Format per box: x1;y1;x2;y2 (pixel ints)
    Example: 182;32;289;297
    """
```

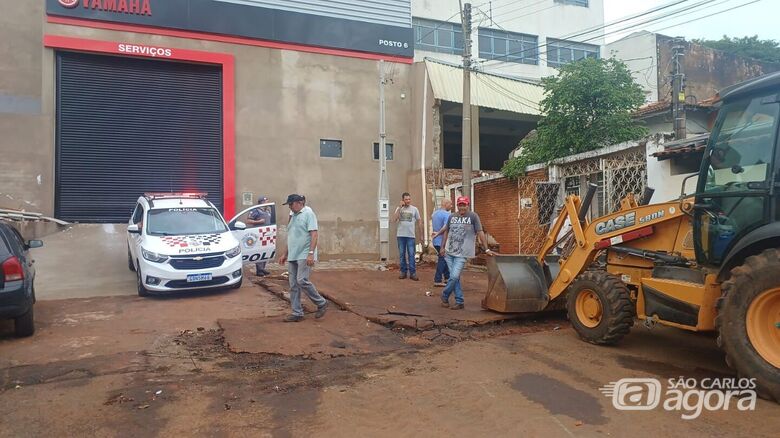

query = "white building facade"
412;0;606;81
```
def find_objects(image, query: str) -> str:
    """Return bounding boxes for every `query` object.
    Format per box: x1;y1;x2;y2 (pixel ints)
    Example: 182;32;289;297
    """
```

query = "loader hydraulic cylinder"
578;183;598;222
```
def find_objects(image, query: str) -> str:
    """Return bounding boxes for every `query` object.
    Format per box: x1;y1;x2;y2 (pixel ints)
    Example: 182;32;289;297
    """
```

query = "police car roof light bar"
144;192;209;200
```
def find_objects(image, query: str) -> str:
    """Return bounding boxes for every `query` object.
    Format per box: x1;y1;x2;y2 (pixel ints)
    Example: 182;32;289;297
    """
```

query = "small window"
320;139;343;158
478;28;539;65
555;0;589;6
373;143;394;160
413;18;463;55
546;38;599;68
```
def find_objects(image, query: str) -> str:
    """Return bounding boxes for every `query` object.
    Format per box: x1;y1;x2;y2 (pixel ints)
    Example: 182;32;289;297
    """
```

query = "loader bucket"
482;255;554;313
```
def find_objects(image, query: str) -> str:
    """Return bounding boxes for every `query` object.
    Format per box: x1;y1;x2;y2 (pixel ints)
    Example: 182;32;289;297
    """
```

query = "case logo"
58;0;80;8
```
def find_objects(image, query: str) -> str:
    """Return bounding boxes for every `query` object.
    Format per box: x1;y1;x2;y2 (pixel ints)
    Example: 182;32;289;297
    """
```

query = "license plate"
187;273;212;283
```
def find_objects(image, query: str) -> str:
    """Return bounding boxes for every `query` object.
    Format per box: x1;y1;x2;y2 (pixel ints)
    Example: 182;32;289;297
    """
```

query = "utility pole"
671;38;686;140
460;2;473;198
378;60;390;261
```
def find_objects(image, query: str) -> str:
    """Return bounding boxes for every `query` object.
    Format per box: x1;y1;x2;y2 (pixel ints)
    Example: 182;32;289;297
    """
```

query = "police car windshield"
147;208;227;236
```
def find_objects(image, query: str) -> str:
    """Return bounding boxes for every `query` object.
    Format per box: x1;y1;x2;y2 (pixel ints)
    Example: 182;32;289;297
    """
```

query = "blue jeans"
397;237;416;275
442;255;467;305
433;245;450;283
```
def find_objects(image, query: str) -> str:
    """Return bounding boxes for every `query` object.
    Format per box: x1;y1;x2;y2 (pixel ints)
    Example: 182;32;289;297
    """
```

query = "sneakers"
449;303;464;310
441;299;450;308
433;282;446;287
399;272;407;279
283;314;304;322
410;274;419;281
315;303;328;319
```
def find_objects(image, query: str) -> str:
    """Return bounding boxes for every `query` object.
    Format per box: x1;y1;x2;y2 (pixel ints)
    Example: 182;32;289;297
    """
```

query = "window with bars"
555;0;589;6
478;28;538;65
546;38;599;68
413;18;463;55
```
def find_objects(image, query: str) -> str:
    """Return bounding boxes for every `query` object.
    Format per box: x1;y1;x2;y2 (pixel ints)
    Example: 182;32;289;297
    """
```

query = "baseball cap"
257;196;268;204
283;194;305;205
456;196;471;206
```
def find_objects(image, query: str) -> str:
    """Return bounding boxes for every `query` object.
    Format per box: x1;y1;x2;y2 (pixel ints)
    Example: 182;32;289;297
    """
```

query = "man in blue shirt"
278;194;328;322
430;198;452;287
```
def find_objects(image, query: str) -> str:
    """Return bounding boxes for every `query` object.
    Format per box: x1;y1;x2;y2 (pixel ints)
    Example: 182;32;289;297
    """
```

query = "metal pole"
461;2;473;198
671;38;686;140
378;60;390;261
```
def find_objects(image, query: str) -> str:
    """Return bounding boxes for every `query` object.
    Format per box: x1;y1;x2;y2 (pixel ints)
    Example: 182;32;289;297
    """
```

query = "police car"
127;193;277;296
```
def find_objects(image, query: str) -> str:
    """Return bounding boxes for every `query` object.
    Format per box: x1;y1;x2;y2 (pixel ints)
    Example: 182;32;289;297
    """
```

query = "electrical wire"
481;0;717;69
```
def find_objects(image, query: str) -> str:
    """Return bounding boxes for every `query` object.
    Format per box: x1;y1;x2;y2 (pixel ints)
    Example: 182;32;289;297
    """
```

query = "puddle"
511;373;608;425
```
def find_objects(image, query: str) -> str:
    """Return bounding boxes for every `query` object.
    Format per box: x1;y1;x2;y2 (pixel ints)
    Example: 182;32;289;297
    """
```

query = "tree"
501;57;647;179
694;35;780;64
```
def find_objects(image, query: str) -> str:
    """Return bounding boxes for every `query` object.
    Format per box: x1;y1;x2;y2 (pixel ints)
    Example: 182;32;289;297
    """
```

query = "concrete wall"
412;0;605;80
2;9;419;259
656;35;780;103
641;110;710;136
606;31;658;103
646;140;698;203
0;3;51;213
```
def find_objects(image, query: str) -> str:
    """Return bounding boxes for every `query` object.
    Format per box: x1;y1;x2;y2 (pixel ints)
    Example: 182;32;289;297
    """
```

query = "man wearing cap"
278;194;328;322
247;196;272;276
438;196;493;310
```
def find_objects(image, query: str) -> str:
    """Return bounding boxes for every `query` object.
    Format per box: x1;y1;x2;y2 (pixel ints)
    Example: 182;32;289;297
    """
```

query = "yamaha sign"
46;0;413;58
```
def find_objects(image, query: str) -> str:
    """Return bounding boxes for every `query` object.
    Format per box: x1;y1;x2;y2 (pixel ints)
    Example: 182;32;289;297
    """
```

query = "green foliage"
502;57;647;179
694;35;780;64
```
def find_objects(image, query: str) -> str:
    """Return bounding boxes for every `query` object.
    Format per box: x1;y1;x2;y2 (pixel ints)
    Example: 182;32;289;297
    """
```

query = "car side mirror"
127;224;141;234
26;240;43;249
233;221;247;231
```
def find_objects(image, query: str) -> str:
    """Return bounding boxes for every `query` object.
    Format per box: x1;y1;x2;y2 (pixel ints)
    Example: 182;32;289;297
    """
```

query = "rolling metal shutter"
55;51;223;223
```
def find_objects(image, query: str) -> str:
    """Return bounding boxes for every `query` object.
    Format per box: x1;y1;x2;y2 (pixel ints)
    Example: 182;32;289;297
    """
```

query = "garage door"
56;51;223;223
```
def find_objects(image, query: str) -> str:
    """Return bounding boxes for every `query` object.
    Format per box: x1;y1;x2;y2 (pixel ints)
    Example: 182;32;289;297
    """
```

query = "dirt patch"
218;309;408;359
285;268;529;330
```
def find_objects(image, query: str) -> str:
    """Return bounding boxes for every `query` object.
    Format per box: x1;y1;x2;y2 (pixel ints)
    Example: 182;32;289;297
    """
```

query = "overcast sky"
603;0;779;43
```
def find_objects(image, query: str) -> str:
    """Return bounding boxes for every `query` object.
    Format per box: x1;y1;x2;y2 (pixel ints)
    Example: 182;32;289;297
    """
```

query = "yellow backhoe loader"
484;71;780;401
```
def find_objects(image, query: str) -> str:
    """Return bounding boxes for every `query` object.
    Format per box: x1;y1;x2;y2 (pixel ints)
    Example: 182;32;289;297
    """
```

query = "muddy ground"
0;267;777;437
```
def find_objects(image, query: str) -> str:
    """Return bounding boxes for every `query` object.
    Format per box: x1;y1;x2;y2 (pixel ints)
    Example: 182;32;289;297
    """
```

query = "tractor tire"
566;270;634;345
716;248;780;402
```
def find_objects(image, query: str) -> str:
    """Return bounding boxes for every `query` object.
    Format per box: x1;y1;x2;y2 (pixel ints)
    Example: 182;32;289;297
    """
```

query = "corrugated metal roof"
217;0;412;27
425;60;543;116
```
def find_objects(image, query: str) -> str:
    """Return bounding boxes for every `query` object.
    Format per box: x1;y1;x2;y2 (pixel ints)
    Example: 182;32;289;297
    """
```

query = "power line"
486;0;764;81
491;0;559;21
414;10;464;51
483;0;721;71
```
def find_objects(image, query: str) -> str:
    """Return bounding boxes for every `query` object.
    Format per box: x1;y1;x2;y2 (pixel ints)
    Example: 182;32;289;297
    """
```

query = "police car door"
228;203;277;265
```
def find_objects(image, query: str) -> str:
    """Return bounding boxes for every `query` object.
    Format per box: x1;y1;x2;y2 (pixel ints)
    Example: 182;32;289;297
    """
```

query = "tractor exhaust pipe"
640;187;656;206
578;183;598;222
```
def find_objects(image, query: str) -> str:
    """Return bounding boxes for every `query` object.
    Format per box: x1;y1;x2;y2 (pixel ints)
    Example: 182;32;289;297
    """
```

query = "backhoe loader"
484;71;780;401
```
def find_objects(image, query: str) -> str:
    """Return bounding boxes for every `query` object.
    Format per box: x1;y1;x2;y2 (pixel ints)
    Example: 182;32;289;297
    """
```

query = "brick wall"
474;177;519;254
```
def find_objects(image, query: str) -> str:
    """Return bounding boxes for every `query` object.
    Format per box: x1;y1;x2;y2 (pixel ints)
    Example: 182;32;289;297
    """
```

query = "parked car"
0;222;42;337
127;193;277;296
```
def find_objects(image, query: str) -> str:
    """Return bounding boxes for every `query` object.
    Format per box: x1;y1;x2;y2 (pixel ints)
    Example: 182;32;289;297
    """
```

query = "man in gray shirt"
392;192;422;281
438;196;493;309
